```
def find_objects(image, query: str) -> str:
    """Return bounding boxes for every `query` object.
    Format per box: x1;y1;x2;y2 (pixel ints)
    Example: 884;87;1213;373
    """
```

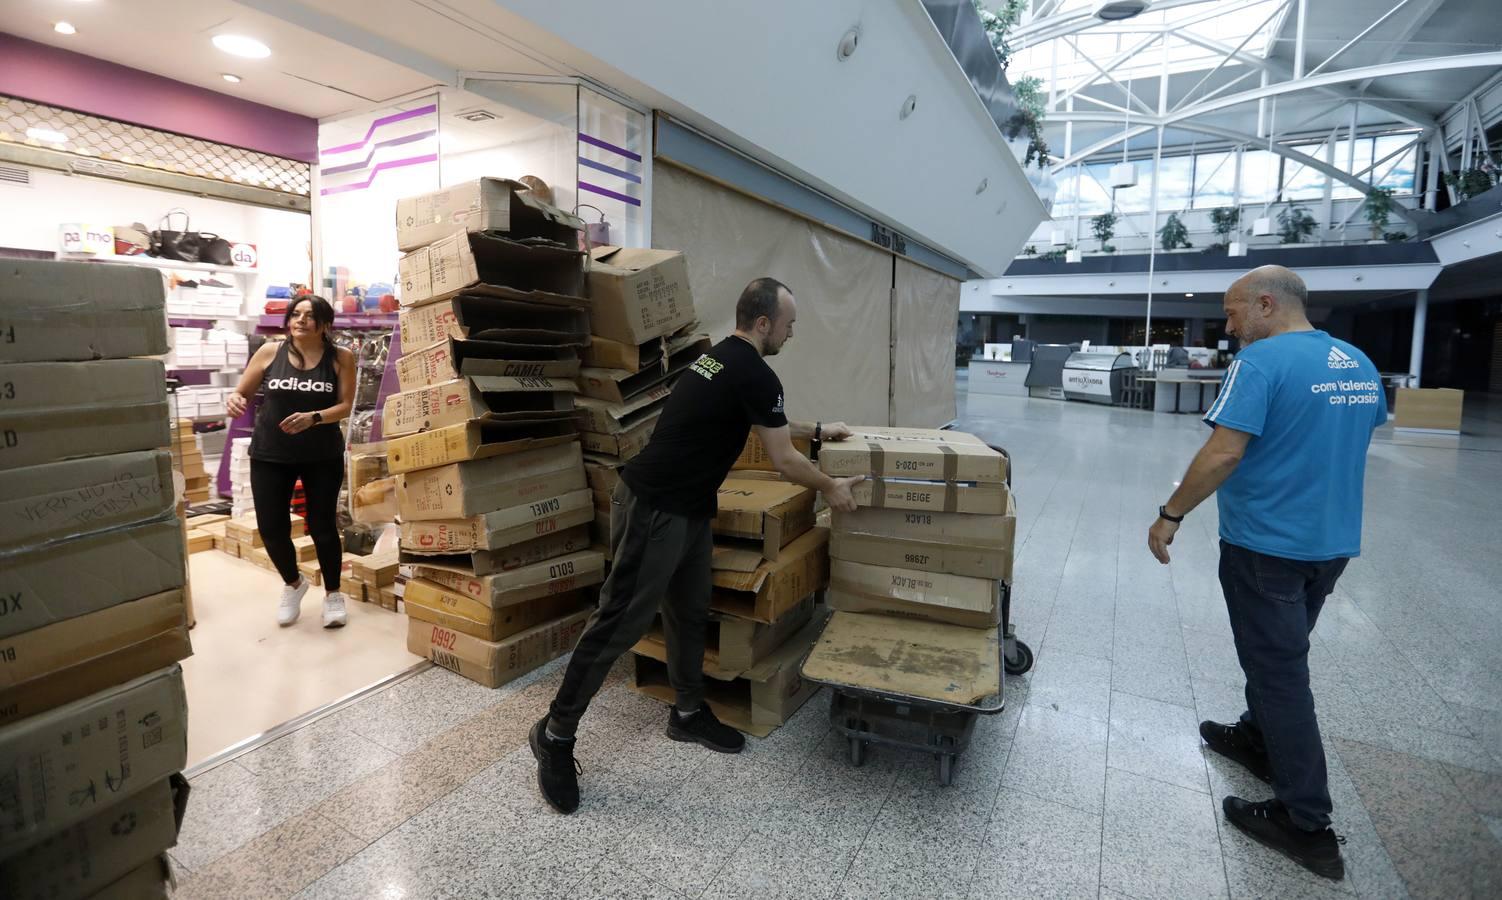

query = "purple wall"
0;32;318;163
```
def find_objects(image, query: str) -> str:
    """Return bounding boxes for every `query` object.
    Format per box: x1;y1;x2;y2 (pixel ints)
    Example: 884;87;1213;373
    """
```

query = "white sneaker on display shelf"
278;577;310;626
322;592;348;629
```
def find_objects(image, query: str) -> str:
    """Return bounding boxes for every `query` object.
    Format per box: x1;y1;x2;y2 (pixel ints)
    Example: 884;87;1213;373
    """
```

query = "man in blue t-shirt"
1146;265;1385;882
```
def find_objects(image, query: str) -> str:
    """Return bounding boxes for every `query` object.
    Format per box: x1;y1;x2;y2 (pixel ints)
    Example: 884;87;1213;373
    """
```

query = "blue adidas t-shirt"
1203;330;1386;561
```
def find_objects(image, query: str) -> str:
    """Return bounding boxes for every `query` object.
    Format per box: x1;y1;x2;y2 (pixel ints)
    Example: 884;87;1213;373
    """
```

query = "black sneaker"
1223;796;1346;881
529;716;581;814
1200;720;1273;783
666;705;745;754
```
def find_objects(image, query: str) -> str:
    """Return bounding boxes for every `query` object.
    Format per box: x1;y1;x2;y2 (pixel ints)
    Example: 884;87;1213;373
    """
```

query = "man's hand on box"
826;475;863;513
822;422;853;442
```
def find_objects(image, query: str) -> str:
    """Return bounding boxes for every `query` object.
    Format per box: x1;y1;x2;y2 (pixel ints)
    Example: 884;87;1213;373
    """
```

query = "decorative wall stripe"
578;180;642;206
578;156;642;185
321;105;437;157
320;154;438;196
579;132;641;163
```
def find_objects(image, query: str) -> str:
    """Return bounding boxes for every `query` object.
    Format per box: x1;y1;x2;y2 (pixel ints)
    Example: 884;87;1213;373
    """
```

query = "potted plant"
1208;208;1240;251
1443;167;1498;201
1040;244;1073;262
1091;211;1118;253
1277;205;1318;244
1158;213;1192;251
1361;188;1396;242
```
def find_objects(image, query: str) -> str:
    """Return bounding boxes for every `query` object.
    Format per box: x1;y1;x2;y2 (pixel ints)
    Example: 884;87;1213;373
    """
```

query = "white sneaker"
277;577;309;626
322;592;349;629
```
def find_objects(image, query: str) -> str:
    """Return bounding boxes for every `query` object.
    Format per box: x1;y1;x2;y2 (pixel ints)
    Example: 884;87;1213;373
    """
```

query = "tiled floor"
170;384;1502;899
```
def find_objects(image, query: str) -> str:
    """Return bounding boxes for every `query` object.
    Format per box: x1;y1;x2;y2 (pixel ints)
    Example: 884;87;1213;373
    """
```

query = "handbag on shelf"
150;209;203;262
198;233;233;266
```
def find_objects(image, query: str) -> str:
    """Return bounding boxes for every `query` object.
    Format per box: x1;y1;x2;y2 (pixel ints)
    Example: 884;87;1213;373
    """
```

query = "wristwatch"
1158;504;1185;523
311;411;323;424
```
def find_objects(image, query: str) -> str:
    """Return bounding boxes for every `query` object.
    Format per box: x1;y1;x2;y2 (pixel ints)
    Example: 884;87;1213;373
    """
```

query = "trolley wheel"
849;736;866;767
938;753;955;786
1005;639;1035;676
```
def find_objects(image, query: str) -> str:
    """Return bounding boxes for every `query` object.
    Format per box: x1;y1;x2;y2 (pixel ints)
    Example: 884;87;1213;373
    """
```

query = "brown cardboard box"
710;527;830;624
396;443;584;521
395;177;583;253
839;426;990;445
413;549;606;608
0;450;174;552
186;529;214;554
399;274;588;343
1394;387;1463;432
630;616;824;737
850;478;1009;515
585;246;697;346
395;337;582;393
291;534;319;562
88;858;171;900
400;524;591;577
379;586;399;611
0;258;167;362
831;495;1016;581
406;607;590;688
386;419;576;475
350;551;400;587
832;501;1015;547
0;777;185;900
572;381;673;434
576;334;708;404
828;558;1001;629
714;477;816;559
580;409;661;461
0;516;185;640
0;589;190;725
0;360;170;471
299;560;323;586
399;231;586;307
584;455;622;501
400;490;594;553
803;611;1000;706
826;589;1000;629
733;432;811;472
383;376;578;439
819;430;1007;483
581;324;700;372
633;595;815;680
405;581;591;641
0;666;188;855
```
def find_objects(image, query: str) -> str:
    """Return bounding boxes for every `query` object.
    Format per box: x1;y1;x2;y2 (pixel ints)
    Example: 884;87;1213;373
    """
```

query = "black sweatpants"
249;458;344;591
547;481;713;738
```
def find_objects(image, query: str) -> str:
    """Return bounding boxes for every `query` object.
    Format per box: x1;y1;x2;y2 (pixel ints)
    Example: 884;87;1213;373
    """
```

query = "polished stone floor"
170;384;1502;899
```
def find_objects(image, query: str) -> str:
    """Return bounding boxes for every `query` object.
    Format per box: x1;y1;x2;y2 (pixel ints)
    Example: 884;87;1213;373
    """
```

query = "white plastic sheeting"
892;258;960;428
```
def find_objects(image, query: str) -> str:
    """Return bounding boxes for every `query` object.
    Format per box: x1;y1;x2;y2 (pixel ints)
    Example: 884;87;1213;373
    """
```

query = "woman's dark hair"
284;295;337;368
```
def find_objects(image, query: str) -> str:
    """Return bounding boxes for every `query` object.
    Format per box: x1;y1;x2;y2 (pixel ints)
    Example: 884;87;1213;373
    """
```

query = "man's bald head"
1223;266;1312;345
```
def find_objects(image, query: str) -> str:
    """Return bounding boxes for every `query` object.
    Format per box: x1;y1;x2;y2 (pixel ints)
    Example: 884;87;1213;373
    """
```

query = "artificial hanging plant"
1091;211;1118;253
1158;213;1192;251
977;1;1051;169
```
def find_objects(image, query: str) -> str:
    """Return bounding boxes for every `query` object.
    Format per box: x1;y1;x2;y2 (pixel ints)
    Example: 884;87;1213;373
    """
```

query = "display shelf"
256;313;398;331
94;256;258;277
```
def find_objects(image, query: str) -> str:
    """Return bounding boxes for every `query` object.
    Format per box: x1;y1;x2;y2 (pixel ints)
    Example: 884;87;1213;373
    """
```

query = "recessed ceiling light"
1185;292;1195;297
222;73;243;84
54;22;77;35
26;127;67;143
212;34;271;59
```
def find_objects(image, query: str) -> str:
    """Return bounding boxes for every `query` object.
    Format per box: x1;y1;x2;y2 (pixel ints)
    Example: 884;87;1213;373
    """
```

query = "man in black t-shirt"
530;277;864;815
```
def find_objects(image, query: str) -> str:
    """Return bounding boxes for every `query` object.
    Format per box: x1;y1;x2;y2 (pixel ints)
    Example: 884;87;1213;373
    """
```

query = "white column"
1409;289;1428;387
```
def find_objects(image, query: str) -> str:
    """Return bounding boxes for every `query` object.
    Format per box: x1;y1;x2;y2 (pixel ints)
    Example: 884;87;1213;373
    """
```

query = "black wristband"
312;411;323;424
1158;504;1184;523
814;422;822;443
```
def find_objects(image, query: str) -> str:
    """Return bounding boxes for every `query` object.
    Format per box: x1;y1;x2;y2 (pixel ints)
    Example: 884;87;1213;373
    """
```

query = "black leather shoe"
1223;796;1345;881
1201;720;1273;783
666;705;745;753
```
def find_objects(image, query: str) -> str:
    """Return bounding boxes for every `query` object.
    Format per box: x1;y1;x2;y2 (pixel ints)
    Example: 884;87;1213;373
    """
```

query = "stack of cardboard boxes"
228;436;253;518
627;434;830;737
384;178;608;688
171;419;213;503
573;248;702;557
0;259;193;899
815;428;1015;695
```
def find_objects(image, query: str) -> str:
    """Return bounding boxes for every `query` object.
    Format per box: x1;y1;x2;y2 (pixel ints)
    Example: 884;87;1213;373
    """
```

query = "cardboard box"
0;776;186;900
395;177;583;254
581;325;699;373
714;477;816;559
0;258;168;362
400;524;591;577
383;375;577;439
586;246;697;346
576;334;708;404
400;490;594;553
379;586;398;611
89;859;170;900
803;611;1000;706
349;551;399;587
412;549;606;608
831;495;1016;581
185;529;214;553
0;450;174;552
386;419;576;475
0;360;170;471
584;455;622;499
710;527;830;624
630;616;824;737
573;381;673;435
399;292;589;348
819;431;1008;483
1394;387;1463;432
395;337;582;392
406;607;590;689
397;443;584;521
828;559;1001;629
0;517;185;640
405;581;591;642
0;666;188;854
733;432;811;472
299;560;323;586
291;534;319;562
580;409;661;461
851;478;1009;515
633;595;815;681
0;589;191;725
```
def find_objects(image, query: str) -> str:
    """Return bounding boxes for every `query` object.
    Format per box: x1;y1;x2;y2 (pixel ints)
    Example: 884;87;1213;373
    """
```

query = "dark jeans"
249;458;345;591
547;481;713;739
1219;540;1349;830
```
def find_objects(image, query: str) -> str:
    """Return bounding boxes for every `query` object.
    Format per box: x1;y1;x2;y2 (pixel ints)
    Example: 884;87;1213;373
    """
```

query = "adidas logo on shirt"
266;377;334;392
1327;346;1360;370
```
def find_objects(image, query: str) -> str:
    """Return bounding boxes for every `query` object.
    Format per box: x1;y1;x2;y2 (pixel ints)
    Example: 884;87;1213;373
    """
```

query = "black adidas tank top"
250;341;345;463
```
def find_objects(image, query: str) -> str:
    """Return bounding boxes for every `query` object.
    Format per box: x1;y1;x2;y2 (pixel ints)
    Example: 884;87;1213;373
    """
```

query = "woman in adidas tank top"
227;296;356;628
